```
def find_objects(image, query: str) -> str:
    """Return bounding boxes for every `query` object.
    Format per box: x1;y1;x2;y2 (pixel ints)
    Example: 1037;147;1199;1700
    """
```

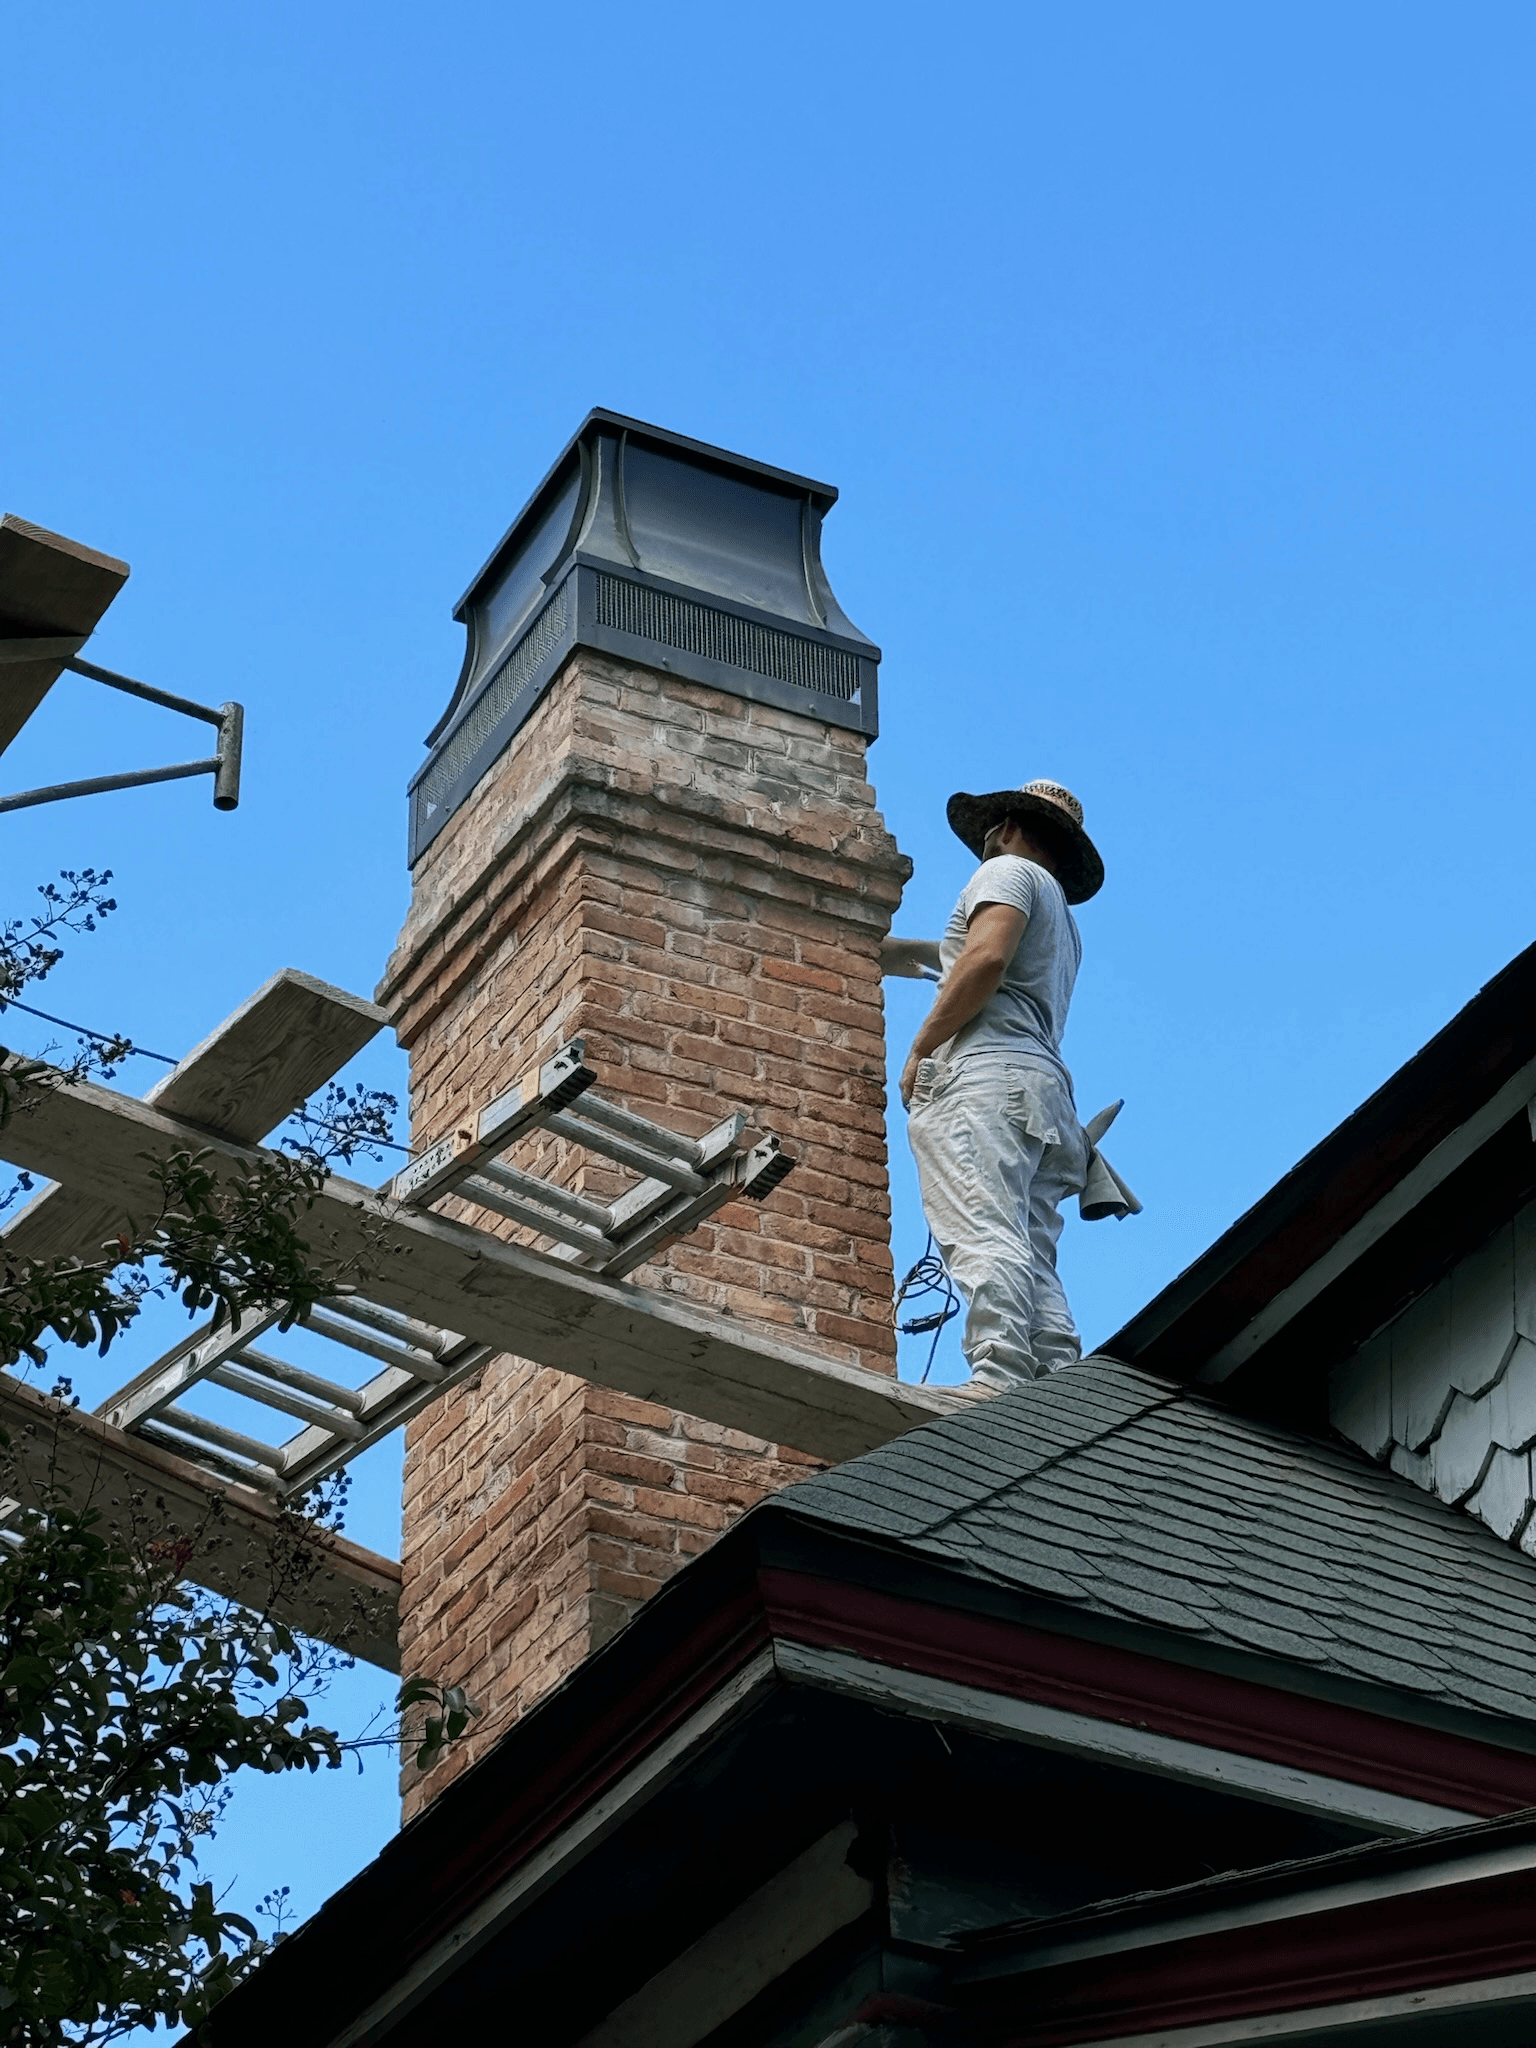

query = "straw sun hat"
945;778;1105;904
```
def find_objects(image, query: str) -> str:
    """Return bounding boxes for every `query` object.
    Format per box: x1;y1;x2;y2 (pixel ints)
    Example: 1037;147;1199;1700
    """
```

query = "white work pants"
907;1053;1089;1391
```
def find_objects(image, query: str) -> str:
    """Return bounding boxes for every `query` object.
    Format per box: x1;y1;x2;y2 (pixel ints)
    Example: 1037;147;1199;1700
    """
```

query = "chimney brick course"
380;645;909;1813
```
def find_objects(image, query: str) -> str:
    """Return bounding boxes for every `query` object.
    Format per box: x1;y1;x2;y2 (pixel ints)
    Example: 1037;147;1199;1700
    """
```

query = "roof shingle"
777;1357;1536;1727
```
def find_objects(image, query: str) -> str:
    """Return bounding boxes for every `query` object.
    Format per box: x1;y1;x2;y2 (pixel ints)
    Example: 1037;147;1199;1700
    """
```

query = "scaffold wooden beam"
0;1367;402;1671
0;1056;956;1465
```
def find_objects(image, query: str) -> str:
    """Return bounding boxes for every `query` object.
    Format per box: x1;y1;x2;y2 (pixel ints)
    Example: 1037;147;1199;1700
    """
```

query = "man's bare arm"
899;902;1026;1105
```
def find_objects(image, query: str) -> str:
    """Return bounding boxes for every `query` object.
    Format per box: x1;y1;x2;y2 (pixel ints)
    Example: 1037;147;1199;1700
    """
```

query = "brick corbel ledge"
378;756;912;1051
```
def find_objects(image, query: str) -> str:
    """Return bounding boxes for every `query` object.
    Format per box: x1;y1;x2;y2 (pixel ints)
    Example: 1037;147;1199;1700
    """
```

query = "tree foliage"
0;1423;347;2044
0;873;469;2044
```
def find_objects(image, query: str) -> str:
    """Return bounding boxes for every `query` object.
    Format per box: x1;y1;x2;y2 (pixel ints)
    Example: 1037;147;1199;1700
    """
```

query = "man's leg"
1025;1136;1089;1374
907;1063;1047;1390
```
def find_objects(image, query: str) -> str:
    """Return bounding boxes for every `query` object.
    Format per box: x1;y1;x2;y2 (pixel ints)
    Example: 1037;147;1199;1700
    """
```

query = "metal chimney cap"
407;411;880;865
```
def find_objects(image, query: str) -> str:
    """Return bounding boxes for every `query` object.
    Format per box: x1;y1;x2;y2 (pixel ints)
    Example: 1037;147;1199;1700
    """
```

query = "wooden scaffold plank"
0;968;401;1664
3;966;390;1264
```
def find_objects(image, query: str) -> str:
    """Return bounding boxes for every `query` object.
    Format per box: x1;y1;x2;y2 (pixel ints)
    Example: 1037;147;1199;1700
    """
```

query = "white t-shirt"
936;855;1081;1076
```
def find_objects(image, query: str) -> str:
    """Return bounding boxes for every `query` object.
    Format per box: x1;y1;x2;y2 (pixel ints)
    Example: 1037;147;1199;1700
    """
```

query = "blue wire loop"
894;1231;961;1381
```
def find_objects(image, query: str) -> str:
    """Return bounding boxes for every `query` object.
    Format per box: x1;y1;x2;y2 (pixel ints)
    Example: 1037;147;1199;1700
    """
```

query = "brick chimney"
377;413;910;1810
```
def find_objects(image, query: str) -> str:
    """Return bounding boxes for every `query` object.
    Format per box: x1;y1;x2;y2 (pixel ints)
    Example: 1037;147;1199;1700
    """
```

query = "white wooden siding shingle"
1331;1201;1536;1552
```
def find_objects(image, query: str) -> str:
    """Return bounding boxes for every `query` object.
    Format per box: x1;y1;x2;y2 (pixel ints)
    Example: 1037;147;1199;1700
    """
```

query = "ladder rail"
575;1135;794;1278
595;1111;750;1245
388;1042;595;1207
101;1310;284;1433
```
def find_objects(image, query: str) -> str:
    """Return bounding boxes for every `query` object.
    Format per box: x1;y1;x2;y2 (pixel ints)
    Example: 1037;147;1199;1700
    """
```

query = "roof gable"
1108;935;1536;1416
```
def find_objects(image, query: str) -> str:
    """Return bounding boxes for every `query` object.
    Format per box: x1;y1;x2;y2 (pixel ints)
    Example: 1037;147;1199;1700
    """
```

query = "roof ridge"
907;1370;1184;1542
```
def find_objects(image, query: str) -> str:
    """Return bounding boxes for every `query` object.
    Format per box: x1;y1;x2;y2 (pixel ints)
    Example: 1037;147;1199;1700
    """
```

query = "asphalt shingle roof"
778;1357;1536;1727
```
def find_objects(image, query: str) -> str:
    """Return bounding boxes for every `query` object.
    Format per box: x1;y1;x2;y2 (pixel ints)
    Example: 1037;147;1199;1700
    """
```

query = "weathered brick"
486;1587;539;1648
761;956;845;996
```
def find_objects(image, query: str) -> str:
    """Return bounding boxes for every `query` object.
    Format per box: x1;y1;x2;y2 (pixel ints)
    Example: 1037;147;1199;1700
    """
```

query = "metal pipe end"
214;701;244;810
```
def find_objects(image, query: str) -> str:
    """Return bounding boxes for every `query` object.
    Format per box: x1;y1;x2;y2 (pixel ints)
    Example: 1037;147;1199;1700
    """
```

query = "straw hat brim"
946;789;1106;904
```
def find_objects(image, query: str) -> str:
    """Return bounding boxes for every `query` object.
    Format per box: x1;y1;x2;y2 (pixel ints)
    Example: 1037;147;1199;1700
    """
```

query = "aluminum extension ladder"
95;1042;794;1498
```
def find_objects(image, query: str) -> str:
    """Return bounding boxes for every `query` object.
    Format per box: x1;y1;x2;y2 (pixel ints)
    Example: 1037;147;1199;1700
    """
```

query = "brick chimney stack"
378;414;910;1810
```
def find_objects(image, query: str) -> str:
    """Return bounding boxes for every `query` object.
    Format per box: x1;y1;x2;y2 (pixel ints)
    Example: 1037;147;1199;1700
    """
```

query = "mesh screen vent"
594;573;860;701
420;582;572;816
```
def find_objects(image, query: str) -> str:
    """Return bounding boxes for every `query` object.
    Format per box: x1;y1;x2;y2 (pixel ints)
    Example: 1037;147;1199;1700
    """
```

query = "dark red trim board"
759;1570;1536;1817
991;1865;1536;2045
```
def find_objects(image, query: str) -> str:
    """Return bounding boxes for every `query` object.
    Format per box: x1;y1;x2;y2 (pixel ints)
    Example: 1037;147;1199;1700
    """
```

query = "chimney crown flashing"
409;412;880;866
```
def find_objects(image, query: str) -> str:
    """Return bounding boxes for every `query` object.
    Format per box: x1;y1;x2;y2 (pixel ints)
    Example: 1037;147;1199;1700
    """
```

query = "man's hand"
881;937;942;982
899;1049;922;1108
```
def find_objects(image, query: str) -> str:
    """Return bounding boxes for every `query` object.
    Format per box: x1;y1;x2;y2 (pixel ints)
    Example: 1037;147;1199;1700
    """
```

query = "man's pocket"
1003;1065;1073;1149
908;1057;940;1110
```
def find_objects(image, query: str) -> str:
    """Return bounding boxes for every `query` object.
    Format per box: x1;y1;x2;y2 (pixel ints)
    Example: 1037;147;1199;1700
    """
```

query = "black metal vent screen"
593;572;860;702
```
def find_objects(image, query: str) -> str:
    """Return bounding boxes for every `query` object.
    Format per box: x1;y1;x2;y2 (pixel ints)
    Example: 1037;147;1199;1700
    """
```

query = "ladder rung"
228;1347;365;1413
304;1306;448;1380
136;1418;283;1492
155;1404;287;1471
459;1173;610;1252
316;1295;457;1357
573;1090;706;1167
543;1111;707;1192
211;1360;366;1439
475;1159;614;1232
264;1342;495;1498
594;1110;752;1246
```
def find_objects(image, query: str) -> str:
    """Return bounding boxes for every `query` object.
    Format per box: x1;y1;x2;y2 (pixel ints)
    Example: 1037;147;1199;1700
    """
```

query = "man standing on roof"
900;779;1105;1394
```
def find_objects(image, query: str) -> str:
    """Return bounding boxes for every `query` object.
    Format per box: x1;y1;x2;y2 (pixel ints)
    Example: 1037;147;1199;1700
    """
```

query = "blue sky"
5;0;1536;1967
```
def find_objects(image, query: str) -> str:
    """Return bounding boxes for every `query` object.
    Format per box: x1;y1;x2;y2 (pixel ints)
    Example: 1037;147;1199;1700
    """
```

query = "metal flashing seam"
409;579;576;861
